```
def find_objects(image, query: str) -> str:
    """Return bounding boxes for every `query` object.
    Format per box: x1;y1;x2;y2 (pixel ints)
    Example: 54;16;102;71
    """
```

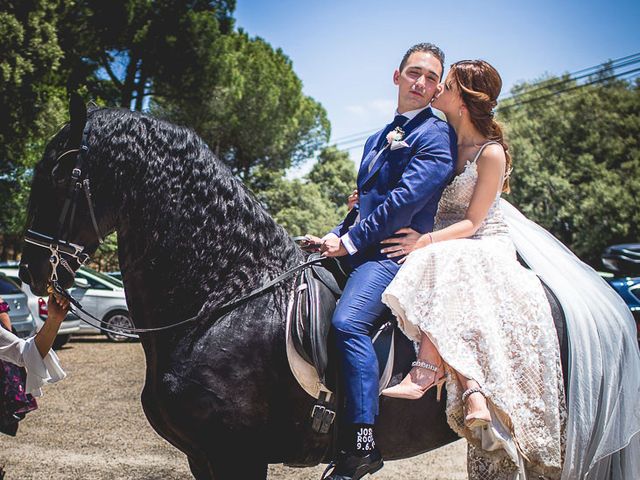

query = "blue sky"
235;0;640;172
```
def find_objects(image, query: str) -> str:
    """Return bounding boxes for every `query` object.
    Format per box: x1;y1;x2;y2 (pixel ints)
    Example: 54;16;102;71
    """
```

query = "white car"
0;265;81;348
71;266;135;342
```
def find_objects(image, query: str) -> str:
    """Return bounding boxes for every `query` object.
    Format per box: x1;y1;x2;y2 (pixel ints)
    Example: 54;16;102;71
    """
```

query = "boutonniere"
386;127;409;151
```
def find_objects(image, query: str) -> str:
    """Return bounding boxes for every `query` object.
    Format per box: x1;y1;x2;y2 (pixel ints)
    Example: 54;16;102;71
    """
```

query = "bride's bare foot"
381;360;446;400
462;388;491;428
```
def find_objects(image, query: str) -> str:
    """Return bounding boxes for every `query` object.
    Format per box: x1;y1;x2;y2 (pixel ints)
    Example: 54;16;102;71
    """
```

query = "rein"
52;256;323;338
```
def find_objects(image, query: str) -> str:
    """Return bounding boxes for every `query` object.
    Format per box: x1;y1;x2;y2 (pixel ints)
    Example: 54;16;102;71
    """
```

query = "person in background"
0;294;69;397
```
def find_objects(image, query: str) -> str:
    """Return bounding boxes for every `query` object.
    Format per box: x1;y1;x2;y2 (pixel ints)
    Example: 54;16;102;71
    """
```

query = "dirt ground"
0;337;468;479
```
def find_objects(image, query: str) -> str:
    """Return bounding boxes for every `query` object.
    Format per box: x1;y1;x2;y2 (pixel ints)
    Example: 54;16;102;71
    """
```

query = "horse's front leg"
188;455;215;480
208;453;268;480
201;423;270;480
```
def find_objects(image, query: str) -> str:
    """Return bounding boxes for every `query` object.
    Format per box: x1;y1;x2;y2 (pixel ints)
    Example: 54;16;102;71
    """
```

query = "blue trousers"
332;259;399;424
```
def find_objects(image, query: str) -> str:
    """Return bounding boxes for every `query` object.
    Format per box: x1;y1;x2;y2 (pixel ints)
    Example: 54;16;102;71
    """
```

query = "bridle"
23;124;323;337
25;128;103;289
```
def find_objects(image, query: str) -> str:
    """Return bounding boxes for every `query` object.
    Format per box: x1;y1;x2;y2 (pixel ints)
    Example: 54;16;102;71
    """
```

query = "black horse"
19;103;568;479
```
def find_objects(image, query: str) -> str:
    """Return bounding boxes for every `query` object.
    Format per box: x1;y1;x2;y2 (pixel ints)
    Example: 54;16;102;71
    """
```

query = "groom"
319;43;456;479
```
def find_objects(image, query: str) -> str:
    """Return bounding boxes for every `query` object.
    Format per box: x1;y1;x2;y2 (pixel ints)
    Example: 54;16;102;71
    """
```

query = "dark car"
604;275;640;345
601;243;640;276
601;243;640;345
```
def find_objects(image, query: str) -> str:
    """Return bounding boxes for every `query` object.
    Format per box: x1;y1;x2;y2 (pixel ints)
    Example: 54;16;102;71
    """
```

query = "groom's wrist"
340;233;357;255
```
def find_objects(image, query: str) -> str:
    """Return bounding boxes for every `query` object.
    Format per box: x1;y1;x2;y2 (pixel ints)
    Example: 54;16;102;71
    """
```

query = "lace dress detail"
382;144;566;479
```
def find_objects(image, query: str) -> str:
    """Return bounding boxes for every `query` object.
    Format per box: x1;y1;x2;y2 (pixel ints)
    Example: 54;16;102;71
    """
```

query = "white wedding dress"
382;142;640;479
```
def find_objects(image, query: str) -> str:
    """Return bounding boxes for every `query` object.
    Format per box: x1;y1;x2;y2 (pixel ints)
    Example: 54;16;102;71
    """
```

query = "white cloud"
345;98;395;118
345;105;367;116
369;99;395;115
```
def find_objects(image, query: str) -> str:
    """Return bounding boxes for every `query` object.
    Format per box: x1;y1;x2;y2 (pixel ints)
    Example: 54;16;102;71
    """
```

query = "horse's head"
20;95;110;296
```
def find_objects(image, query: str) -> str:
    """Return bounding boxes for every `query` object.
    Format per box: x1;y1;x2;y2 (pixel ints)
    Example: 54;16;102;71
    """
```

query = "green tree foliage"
57;0;236;109
499;74;640;265
258;146;357;237
0;2;331;265
90;233;119;272
307;146;359;207
260;177;341;237
153;30;330;183
0;1;67;259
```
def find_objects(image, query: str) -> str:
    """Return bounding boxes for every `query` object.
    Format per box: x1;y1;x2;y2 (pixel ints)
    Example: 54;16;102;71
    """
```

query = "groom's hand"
321;235;347;257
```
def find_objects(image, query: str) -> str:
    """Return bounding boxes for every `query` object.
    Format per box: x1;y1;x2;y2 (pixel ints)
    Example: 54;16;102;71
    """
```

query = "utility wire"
499;66;640;112
499;54;640;105
335;56;640;152
332;127;380;144
332;52;640;150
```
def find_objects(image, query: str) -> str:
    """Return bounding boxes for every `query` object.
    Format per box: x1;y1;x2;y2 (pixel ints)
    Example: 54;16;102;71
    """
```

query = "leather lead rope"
54;256;325;336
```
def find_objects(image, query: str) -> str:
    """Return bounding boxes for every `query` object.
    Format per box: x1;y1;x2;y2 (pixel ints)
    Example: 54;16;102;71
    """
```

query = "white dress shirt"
325;106;428;255
0;327;66;397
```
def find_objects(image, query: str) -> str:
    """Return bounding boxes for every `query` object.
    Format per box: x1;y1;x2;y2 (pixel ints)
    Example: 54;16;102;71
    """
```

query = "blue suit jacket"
331;107;456;264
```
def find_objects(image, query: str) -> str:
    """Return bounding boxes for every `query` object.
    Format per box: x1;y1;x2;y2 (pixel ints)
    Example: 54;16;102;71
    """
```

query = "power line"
332;127;379;144
499;66;640;112
553;51;640;77
334;135;374;149
341;143;370;151
332;52;640;150
335;56;640;153
499;53;640;105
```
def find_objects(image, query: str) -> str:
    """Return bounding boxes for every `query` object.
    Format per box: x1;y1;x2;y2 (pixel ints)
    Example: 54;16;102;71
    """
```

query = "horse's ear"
52;93;87;183
68;92;87;148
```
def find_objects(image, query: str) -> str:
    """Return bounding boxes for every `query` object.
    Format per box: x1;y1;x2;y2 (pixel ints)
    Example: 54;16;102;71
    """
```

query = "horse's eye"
50;148;79;186
51;164;67;186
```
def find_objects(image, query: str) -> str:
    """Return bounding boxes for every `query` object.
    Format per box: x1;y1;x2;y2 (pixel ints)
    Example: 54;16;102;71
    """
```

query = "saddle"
289;254;343;386
285;254;417;435
285;253;570;429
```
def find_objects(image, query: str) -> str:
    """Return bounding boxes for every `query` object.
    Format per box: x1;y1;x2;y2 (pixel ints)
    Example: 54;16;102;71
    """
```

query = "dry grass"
0;337;467;479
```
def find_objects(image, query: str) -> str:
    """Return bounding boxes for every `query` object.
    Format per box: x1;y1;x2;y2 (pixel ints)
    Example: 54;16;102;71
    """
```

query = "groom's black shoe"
321;449;383;480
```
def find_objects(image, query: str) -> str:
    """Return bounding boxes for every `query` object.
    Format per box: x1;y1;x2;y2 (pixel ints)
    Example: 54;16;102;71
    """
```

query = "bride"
379;60;640;479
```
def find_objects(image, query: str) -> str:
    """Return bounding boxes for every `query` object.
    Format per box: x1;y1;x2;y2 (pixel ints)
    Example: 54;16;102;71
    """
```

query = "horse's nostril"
19;263;33;286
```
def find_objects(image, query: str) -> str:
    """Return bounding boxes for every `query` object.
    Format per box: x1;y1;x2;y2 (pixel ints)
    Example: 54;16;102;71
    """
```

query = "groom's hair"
399;43;445;78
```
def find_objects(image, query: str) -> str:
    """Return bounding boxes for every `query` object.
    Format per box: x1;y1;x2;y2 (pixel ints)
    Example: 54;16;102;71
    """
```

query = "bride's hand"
380;227;422;263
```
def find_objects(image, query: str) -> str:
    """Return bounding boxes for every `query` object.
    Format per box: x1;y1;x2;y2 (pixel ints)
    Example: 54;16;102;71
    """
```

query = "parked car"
71;266;135;342
600;244;640;345
0;272;36;339
0;264;81;348
602;273;640;345
601;243;640;276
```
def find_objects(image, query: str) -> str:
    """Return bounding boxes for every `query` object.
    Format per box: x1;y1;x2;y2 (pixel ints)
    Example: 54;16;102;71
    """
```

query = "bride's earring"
458;108;463;118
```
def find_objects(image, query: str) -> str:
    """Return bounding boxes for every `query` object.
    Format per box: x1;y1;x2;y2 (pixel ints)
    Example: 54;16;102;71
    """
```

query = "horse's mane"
55;107;302;312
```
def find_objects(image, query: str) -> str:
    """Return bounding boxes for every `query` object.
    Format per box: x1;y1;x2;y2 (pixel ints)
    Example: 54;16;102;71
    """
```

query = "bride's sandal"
381;360;446;401
462;387;492;429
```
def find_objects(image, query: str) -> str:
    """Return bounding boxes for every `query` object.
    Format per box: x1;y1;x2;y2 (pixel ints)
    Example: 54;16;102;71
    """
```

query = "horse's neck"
114;199;300;334
93;124;301;332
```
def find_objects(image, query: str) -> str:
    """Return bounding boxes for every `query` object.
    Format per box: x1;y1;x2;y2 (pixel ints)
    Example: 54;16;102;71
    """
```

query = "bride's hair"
450;60;512;192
